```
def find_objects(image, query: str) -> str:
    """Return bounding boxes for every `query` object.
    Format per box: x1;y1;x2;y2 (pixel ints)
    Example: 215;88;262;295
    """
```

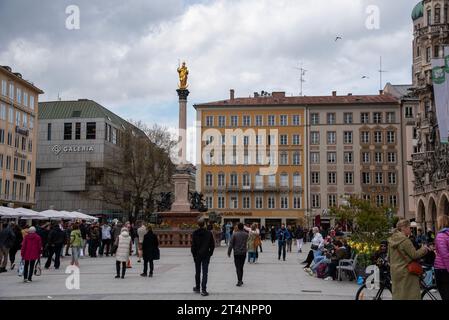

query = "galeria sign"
52;144;94;155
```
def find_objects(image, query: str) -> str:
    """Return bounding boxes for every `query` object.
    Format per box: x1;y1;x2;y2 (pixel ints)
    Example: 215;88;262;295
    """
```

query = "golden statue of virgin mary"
177;61;189;89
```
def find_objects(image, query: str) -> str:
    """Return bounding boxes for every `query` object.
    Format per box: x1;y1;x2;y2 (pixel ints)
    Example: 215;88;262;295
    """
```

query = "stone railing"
154;229;222;248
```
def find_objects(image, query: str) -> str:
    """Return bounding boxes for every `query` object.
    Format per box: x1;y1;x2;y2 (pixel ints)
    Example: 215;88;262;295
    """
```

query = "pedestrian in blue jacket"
277;224;291;261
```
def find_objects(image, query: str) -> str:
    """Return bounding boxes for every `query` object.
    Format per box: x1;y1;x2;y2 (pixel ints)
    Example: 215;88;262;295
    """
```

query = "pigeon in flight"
335;36;343;41
361;75;369;79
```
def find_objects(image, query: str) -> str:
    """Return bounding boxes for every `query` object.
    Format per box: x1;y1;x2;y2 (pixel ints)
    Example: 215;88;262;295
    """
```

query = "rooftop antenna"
293;62;307;96
57;92;62;101
378;56;388;91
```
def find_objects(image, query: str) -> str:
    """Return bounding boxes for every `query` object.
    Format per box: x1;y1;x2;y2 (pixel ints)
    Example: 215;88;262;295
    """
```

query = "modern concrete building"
0;66;44;208
410;0;449;230
36;99;130;218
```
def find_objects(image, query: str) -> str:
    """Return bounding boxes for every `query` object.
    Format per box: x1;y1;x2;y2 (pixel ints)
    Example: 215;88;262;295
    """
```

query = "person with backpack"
70;223;82;267
88;224;100;258
44;223;66;270
270;226;276;246
20;227;42;283
191;218;215;296
276;224;291;261
295;225;305;253
0;222;16;273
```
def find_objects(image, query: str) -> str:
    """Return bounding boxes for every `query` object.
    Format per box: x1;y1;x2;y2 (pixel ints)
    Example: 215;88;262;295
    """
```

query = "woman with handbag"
140;225;159;277
20;227;42;283
388;219;429;300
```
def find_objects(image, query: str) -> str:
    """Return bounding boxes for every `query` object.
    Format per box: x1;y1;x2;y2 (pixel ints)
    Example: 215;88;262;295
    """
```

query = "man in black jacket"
191;219;215;296
0;223;16;273
227;223;249;287
45;223;66;269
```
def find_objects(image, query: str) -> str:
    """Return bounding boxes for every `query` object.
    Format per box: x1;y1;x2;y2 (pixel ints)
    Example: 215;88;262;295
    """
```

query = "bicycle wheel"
356;284;393;300
421;287;441;300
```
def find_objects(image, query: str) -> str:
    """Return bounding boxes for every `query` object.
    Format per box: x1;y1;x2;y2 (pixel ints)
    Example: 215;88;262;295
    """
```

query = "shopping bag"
17;260;24;277
34;259;42;276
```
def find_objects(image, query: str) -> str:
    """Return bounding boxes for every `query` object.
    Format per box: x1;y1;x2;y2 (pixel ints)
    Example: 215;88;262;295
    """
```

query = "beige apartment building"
0;66;43;208
195;90;411;229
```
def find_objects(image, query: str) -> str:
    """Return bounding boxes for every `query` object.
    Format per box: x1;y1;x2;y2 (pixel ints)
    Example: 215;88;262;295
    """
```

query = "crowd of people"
0;219;160;282
1;216;448;301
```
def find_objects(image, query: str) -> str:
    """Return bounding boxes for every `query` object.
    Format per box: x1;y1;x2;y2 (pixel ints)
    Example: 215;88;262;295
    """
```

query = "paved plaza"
0;242;359;300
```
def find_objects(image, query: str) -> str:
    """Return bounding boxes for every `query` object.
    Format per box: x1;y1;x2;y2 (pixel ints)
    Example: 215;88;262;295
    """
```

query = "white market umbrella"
39;209;68;220
14;208;47;220
71;211;98;221
0;206;21;218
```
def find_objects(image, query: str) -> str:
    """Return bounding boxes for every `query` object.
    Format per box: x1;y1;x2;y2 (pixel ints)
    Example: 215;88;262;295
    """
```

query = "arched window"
427;8;432;26
435;5;441;24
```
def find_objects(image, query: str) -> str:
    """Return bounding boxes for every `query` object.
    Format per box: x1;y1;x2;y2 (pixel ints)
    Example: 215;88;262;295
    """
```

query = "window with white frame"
218;196;225;209
374;131;382;143
231;115;238;126
388;172;397;185
405;107;414;118
310;152;320;164
361;112;369;124
311;132;320;145
29;95;34;110
373;112;382;124
389;195;398;208
311;113;320;125
255;196;263;209
281;196;289;209
280;135;288;145
268;115;275;126
230;196;238;209
328;172;337;184
344;113;353;124
243;196;251;209
311;194;320;208
23;92;28;107
255;115;263;126
280;152;288;165
293;152;301;165
327;152;337;164
280;115;288;126
0;104;5;120
293;173;302;187
1;80;6;96
386;112;396;123
15;110;20;126
280;173;289;187
361;131;370;144
376;195;384;207
206;116;214;127
328;194;337;208
243;173;251;188
311;172;320;184
344;131;353;144
344;152;353;164
268;196;276;209
218;173;225;187
230;173;238;186
327;113;336;125
206;196;213;209
375;152;383;164
255;174;263;189
218;116;226;127
345;172;354;184
292;134;301;145
9;83;14;99
206;173;213;186
293;195;302;209
268;175;276;187
362;152;370;164
387;131;395;144
362;172;371;184
243;115;251;126
375;172;383;184
8;107;13;124
16;88;21;104
388;152;397;163
327;131;336;144
292;115;301;125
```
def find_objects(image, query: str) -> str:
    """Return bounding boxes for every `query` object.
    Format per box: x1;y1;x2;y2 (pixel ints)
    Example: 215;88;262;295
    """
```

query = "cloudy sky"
0;0;417;162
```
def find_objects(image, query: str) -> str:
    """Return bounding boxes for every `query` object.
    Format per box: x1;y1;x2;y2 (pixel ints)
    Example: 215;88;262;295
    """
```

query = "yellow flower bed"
347;240;380;256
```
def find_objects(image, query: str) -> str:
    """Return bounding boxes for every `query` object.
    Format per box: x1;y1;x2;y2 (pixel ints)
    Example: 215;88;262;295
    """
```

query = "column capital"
176;89;190;101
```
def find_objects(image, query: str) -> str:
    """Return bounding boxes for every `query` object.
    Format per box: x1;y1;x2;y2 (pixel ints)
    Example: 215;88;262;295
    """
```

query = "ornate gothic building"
410;0;449;230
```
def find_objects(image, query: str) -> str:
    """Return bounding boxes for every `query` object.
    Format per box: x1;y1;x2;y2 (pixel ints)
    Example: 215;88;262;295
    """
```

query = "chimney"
379;90;384;95
332;91;337;97
230;89;235;100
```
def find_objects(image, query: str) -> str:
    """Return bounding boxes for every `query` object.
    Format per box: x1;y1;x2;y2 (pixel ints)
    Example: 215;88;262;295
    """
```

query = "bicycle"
356;265;441;300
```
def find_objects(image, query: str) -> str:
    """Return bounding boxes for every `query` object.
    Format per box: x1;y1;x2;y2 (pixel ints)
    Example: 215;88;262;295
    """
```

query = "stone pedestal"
170;172;191;212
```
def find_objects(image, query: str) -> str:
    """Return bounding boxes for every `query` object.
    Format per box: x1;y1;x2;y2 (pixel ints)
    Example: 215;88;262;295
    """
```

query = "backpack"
316;263;327;279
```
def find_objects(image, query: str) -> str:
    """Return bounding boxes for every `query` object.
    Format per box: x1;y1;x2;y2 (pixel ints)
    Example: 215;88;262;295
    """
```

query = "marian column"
170;62;192;212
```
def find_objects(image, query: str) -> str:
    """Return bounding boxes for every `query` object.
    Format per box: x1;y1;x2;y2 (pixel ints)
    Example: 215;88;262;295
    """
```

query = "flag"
431;46;449;143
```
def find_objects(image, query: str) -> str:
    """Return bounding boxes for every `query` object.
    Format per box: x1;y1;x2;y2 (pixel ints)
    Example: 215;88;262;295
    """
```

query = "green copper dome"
412;1;424;21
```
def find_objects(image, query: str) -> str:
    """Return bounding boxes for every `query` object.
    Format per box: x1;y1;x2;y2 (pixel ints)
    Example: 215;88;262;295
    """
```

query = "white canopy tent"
0;206;19;218
0;207;99;222
38;209;69;220
69;211;99;221
14;208;47;220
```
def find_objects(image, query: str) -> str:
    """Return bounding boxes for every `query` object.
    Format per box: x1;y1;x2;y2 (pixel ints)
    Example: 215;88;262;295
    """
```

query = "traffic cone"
127;258;132;268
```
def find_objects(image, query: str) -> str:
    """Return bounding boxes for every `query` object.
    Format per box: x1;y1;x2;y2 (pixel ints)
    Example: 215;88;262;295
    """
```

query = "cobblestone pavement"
0;242;359;300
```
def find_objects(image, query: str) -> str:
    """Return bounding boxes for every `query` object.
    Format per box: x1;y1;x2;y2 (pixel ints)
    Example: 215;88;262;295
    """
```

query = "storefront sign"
15;126;29;137
51;145;95;156
222;212;253;217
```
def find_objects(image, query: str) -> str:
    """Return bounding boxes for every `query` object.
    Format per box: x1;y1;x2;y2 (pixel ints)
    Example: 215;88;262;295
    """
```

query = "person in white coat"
114;228;132;279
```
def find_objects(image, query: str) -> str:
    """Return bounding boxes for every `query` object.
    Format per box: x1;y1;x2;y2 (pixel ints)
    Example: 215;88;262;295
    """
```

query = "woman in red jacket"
21;226;42;283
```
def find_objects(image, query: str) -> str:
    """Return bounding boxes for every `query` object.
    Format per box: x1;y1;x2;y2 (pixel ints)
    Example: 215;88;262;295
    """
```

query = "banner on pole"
431;46;449;144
